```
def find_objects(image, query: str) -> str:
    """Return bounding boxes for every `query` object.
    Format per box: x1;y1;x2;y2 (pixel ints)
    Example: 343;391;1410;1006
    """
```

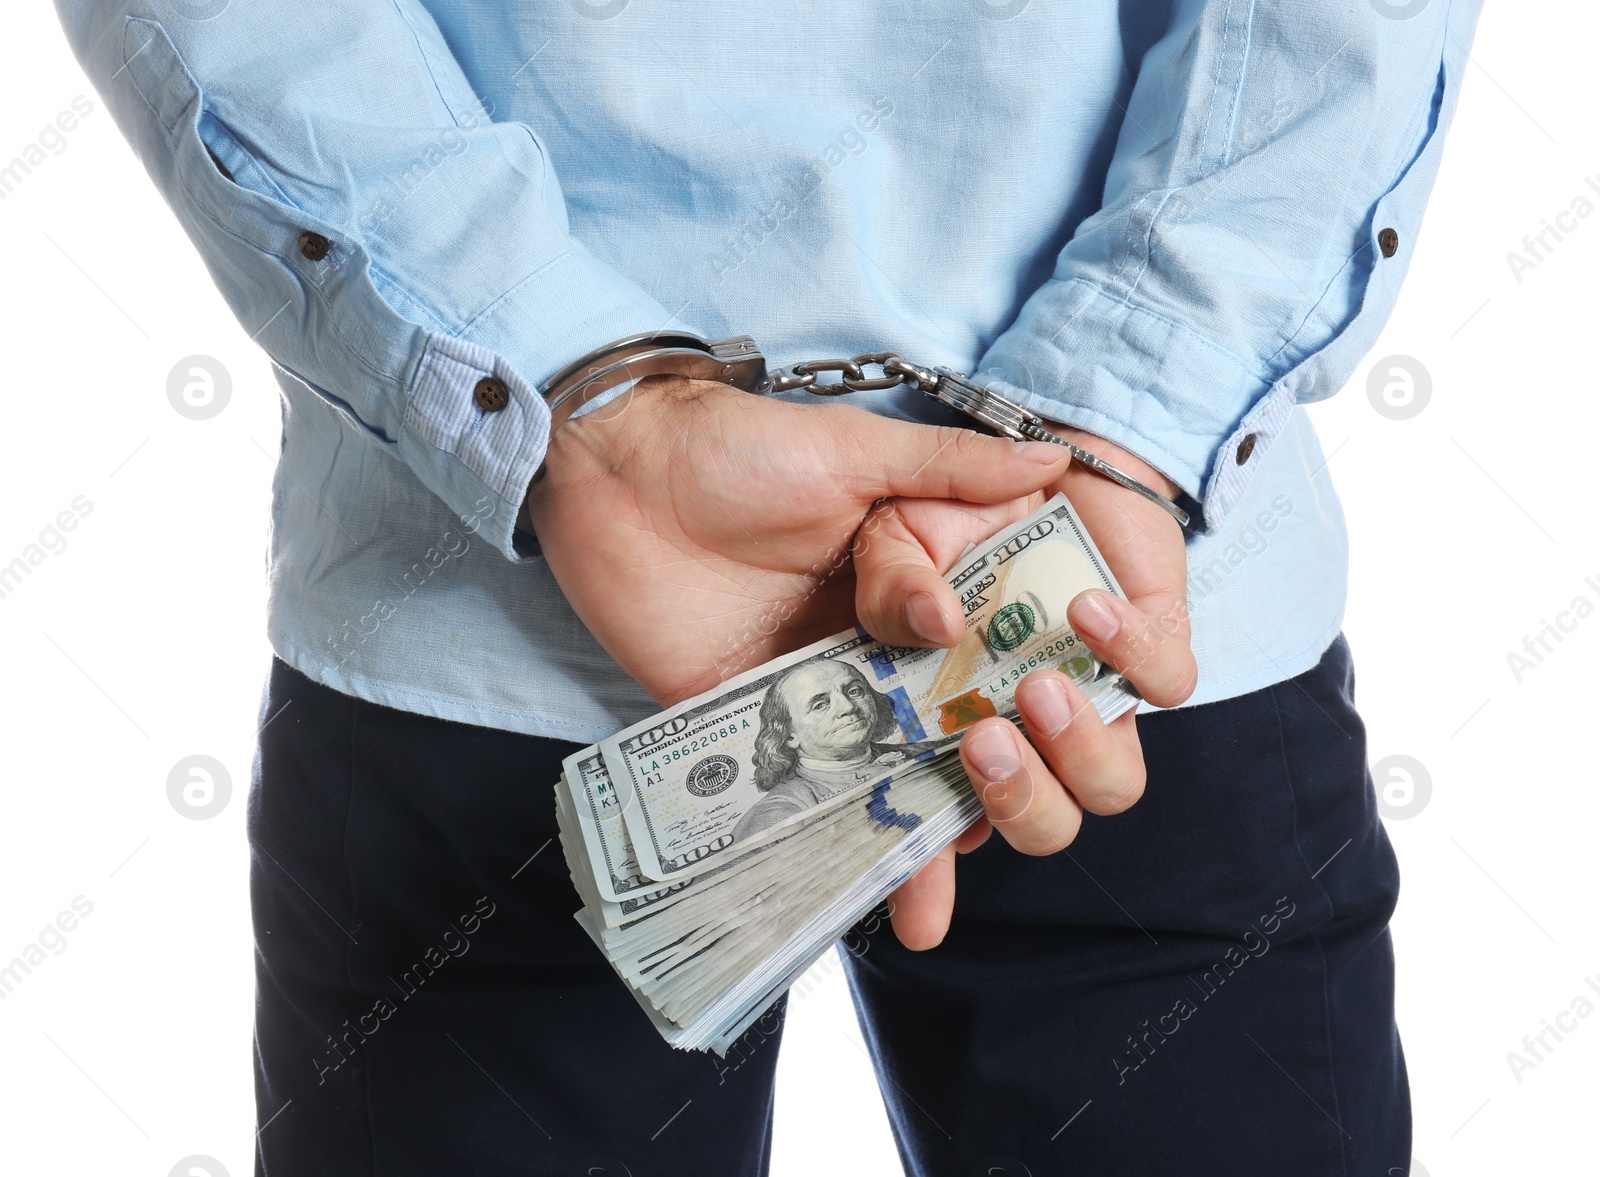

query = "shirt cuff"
396;254;671;563
976;278;1286;532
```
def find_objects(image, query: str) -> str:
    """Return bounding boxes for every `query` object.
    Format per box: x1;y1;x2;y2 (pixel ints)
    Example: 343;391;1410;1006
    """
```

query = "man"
57;1;1481;1173
734;658;937;843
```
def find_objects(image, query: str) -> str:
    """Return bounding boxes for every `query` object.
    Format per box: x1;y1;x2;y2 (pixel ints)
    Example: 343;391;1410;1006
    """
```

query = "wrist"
537;371;695;483
538;331;765;465
1043;420;1182;502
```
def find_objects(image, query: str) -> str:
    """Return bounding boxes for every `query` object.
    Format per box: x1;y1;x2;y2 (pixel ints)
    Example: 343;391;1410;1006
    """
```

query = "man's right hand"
526;375;1073;707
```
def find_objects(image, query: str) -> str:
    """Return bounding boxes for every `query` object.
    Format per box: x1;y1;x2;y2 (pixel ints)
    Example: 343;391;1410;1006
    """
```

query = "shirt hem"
273;609;1346;743
269;629;623;745
1137;613;1346;717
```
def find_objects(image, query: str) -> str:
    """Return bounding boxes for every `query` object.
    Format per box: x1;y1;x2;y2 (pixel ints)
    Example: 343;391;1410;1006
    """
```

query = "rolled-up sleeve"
975;0;1483;531
56;0;675;559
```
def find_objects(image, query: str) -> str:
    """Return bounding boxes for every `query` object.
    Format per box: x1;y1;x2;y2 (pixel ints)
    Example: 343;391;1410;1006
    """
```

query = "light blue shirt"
57;0;1482;742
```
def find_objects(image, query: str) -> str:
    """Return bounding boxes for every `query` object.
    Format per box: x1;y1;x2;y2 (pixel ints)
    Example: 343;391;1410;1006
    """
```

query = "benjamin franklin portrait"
730;658;935;843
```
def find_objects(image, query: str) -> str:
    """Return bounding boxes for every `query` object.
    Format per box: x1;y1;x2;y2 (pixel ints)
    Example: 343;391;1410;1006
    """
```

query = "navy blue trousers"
250;634;1407;1176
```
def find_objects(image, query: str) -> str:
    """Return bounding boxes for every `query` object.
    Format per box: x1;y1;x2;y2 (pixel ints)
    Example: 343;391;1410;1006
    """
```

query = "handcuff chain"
765;351;934;395
762;350;1192;529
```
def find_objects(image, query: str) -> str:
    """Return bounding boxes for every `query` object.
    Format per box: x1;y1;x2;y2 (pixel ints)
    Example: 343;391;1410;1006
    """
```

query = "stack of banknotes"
554;494;1140;1054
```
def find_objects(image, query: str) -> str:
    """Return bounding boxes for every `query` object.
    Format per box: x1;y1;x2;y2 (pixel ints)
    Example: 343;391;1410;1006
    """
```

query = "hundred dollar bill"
560;709;865;912
601;493;1137;884
558;748;661;905
577;755;988;1053
558;752;804;919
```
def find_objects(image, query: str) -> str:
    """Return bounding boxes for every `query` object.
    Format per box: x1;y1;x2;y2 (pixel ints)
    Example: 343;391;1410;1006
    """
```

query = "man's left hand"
851;425;1198;950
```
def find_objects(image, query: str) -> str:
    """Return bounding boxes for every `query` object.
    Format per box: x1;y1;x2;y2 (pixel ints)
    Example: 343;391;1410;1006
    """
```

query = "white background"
1;3;1594;1174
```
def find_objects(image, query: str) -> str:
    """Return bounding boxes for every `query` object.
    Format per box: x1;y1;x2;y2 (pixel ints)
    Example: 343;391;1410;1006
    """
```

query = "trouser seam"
344;691;378;1175
1267;673;1351;1177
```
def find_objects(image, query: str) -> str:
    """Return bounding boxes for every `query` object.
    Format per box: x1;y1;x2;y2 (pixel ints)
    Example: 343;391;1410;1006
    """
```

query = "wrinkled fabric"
57;0;1481;740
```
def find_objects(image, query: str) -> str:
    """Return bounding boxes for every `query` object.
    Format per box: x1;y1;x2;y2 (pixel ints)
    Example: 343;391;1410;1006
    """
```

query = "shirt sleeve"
55;0;677;561
974;0;1485;532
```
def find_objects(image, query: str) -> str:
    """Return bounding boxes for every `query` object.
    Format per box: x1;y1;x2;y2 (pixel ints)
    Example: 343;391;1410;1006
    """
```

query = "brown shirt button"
474;376;510;412
1378;227;1399;258
1235;432;1258;465
298;231;331;262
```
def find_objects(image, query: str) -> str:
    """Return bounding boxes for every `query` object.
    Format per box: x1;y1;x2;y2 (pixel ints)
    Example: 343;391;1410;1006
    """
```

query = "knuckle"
851;498;900;563
946;425;994;470
1138;649;1198;707
1164;658;1200;704
1149;596;1191;639
1031;706;1102;765
976;774;1029;821
1085;767;1146;816
1019;809;1082;856
972;758;1036;822
1117;617;1165;673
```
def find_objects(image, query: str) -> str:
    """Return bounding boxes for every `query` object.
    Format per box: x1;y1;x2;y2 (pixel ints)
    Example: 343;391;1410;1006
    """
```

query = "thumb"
830;410;1072;504
853;500;965;648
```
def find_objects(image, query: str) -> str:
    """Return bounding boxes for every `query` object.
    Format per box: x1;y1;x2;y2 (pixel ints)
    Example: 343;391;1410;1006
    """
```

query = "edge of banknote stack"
553;494;1141;1054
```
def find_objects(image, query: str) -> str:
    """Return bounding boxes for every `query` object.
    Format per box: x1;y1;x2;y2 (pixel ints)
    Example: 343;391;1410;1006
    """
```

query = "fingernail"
1014;440;1068;465
1020;674;1077;738
1073;593;1120;644
966;723;1020;782
905;591;949;644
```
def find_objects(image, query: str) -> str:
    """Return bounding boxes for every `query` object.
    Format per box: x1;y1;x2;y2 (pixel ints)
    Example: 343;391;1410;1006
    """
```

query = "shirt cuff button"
474;376;510;412
298;231;332;261
1378;227;1400;258
1235;432;1258;465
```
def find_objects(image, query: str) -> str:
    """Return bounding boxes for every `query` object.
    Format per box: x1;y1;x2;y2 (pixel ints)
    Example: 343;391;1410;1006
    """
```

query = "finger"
828;409;1073;504
888;843;957;951
953;815;993;854
887;815;990;951
1014;669;1147;816
1068;589;1198;709
852;502;964;647
880;496;1043;573
959;717;1083;856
